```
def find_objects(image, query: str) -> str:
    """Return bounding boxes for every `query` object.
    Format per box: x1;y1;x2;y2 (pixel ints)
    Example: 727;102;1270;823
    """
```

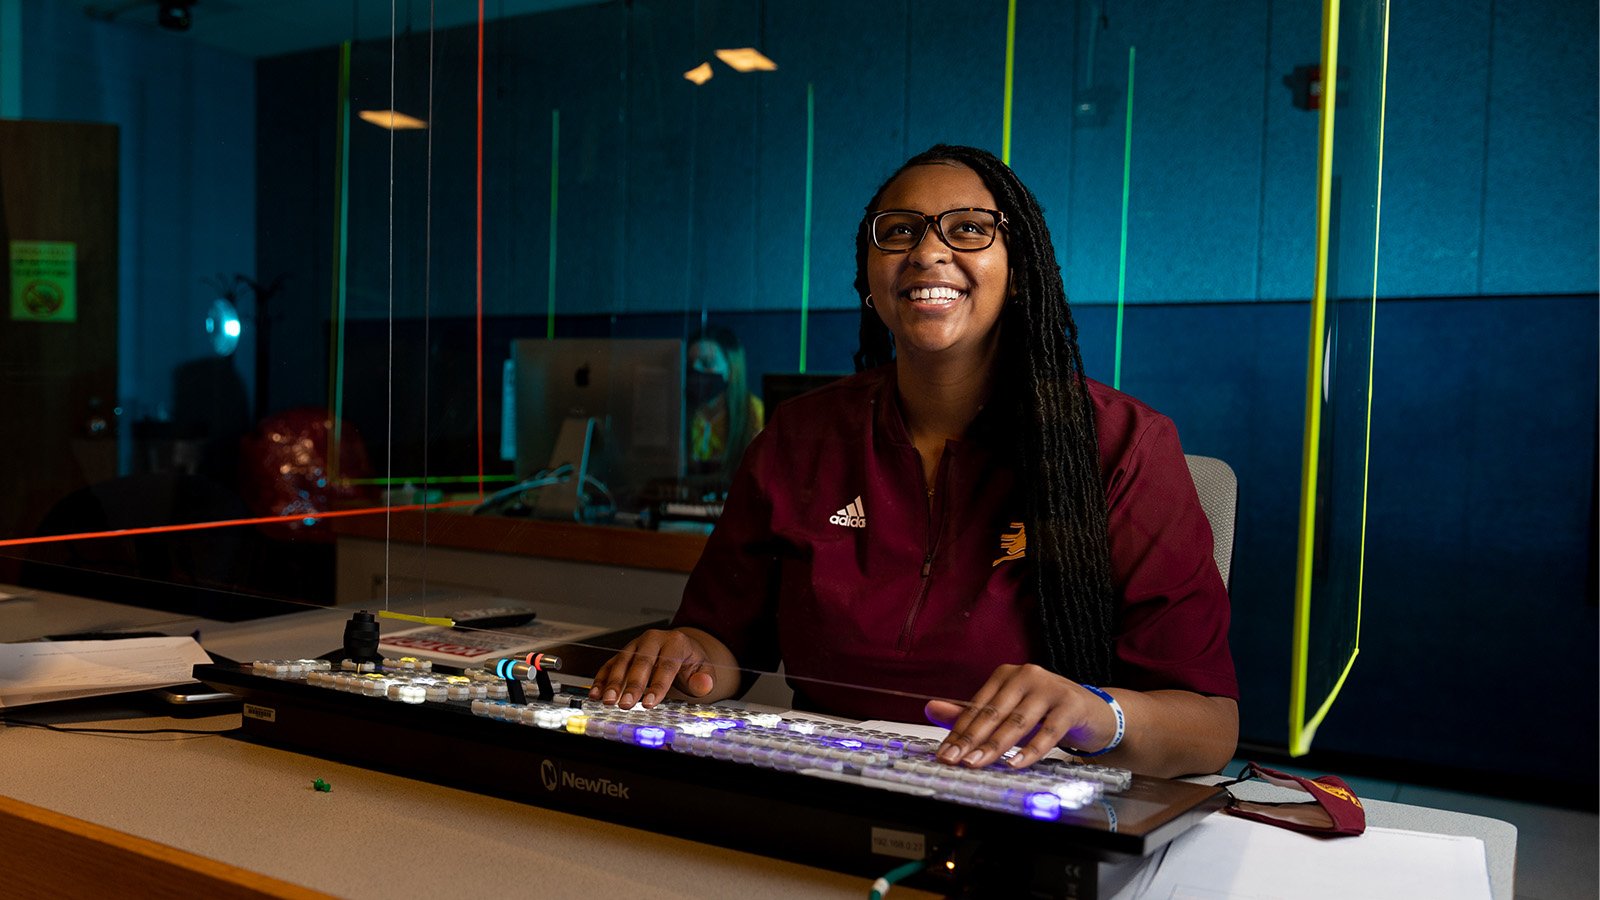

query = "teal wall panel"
1480;0;1599;295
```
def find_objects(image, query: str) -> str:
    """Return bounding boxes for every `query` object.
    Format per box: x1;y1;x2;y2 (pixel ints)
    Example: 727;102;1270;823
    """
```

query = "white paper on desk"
1128;813;1491;900
0;636;213;708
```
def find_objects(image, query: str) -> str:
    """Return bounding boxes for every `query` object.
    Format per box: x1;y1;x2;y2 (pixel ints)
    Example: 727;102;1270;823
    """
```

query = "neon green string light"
1001;0;1017;164
341;475;518;487
329;42;352;479
546;108;560;340
799;83;815;374
1114;46;1135;391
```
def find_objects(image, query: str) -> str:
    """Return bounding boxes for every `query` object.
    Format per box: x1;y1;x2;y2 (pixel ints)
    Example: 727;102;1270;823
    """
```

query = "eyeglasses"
869;207;1008;253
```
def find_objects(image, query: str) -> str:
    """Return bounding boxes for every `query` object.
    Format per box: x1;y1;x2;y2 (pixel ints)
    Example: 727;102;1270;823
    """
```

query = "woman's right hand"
586;627;733;708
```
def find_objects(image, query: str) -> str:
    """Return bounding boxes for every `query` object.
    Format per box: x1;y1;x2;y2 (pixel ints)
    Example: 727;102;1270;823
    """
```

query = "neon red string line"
0;501;480;549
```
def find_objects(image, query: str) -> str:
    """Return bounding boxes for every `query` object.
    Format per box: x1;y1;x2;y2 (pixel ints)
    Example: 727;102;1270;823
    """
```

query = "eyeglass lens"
873;209;1000;251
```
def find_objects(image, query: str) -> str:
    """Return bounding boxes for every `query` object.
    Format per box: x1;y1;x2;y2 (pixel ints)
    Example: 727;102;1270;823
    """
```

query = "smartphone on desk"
148;684;238;706
138;684;242;719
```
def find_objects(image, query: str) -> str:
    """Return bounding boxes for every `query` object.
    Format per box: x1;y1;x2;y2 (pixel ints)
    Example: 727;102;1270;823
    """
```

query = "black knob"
342;610;382;663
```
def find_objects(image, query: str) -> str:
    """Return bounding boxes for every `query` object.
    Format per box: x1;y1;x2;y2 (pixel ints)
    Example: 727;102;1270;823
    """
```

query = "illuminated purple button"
634;725;670;749
1024;791;1062;821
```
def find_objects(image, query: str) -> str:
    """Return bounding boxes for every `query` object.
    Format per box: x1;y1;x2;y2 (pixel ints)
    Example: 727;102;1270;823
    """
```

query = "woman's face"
688;340;730;379
687;339;731;406
865;163;1010;363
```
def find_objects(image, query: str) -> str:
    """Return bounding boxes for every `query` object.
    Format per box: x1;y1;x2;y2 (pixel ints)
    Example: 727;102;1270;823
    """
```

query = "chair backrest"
1184;455;1238;588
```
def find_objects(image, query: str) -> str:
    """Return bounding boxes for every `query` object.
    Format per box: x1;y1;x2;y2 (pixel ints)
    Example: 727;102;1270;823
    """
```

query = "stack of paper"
0;636;213;708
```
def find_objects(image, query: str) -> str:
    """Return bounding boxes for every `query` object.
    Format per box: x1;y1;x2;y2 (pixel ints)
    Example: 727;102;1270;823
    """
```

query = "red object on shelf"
240;409;376;540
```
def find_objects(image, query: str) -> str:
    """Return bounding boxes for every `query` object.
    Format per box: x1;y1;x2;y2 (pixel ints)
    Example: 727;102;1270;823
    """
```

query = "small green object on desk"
313;778;332;793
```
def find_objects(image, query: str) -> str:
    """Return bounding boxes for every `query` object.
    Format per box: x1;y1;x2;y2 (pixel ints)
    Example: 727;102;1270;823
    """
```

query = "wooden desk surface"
332;509;709;574
0;710;939;900
0;588;934;899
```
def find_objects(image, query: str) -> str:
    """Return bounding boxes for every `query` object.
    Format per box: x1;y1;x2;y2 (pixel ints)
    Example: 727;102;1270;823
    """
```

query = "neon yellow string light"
379;610;455;627
1001;0;1017;164
1289;0;1342;757
1299;0;1390;749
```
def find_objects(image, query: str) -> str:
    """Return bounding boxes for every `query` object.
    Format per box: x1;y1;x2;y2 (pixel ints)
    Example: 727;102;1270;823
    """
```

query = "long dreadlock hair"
851;144;1117;687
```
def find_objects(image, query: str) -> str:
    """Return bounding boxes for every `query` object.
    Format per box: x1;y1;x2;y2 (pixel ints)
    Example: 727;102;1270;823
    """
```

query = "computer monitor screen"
511;338;685;511
761;373;848;418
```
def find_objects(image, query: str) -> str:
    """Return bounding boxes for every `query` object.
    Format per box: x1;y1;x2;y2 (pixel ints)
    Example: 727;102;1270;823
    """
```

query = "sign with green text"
10;241;77;323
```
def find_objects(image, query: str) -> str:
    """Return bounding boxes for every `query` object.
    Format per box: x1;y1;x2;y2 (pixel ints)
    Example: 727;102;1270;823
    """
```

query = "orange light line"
0;500;480;549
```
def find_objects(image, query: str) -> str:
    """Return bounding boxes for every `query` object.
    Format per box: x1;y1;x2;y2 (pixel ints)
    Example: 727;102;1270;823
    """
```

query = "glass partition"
1289;0;1390;755
3;0;1348;753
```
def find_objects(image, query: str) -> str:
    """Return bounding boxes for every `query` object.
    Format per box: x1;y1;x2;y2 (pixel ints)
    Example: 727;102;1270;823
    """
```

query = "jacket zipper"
897;447;949;651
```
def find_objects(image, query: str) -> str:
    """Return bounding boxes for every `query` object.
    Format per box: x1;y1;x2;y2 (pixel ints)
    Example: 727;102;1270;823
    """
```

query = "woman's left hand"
924;663;1118;769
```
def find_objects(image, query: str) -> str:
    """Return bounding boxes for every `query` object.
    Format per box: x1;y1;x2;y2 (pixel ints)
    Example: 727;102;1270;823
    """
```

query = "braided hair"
851;144;1117;686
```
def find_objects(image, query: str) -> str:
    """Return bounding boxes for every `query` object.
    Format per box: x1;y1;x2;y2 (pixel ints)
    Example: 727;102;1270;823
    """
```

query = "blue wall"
256;0;1597;327
16;0;257;450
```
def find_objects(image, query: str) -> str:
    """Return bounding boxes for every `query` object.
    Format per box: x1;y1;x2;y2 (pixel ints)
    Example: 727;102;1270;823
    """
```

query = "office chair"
1184;455;1238;588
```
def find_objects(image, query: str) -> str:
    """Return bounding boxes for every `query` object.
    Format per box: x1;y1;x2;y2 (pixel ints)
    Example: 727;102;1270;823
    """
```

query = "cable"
867;859;927;899
0;714;236;736
470;464;575;513
469;465;615;522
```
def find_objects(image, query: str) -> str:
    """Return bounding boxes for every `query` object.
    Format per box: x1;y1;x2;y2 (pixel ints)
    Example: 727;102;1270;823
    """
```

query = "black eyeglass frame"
868;207;1010;253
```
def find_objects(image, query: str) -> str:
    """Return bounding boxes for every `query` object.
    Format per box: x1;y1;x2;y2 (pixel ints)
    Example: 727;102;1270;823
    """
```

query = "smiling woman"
590;145;1240;780
864;165;1012;367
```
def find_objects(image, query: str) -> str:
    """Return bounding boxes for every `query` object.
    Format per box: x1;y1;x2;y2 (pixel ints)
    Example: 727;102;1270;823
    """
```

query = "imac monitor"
511;338;685;513
762;372;848;417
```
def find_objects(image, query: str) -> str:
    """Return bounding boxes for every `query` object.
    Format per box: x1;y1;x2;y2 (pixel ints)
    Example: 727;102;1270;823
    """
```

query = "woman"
685;325;764;483
591;145;1237;778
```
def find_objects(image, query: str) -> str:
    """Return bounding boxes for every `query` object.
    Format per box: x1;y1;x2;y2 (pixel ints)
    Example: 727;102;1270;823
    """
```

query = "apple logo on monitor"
574;362;591;388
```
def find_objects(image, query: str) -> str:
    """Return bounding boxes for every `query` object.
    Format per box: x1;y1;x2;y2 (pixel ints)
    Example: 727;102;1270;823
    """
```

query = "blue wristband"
1071;685;1125;758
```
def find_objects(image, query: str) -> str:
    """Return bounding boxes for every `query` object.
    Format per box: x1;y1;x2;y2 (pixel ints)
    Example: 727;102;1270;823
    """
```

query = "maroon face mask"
1221;762;1367;836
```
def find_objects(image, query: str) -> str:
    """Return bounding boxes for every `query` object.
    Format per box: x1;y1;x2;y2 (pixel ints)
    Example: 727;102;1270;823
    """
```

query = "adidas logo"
829;496;866;529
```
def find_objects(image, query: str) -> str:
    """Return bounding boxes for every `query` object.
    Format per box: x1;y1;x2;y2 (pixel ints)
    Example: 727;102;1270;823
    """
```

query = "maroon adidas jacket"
673;365;1237;723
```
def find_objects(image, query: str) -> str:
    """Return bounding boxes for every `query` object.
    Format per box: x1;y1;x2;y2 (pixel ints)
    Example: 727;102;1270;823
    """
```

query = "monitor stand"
532;416;596;521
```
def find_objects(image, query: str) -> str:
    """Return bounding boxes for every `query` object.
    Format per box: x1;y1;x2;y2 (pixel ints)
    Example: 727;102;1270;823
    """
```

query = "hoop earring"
863;294;875;309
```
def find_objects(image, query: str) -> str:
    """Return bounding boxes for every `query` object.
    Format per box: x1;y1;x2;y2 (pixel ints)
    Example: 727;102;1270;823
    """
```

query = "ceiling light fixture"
683;62;713;85
714;48;777;72
358;109;428;130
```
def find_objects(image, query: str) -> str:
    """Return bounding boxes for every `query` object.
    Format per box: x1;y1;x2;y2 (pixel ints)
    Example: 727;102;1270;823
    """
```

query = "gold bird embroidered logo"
1307;780;1363;808
992;522;1026;567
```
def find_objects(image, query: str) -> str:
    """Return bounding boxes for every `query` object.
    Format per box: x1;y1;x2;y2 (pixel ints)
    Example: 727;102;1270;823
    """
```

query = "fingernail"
937;744;961;762
602;690;617;703
619;694;634;707
642;693;656;707
963;750;985;766
1008;754;1027;768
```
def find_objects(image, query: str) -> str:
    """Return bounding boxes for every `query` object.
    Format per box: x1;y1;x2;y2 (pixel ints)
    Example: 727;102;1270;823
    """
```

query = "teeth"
907;286;961;303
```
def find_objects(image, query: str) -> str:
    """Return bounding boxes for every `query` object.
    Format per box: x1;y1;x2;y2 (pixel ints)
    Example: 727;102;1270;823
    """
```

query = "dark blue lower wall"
334;291;1598;791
